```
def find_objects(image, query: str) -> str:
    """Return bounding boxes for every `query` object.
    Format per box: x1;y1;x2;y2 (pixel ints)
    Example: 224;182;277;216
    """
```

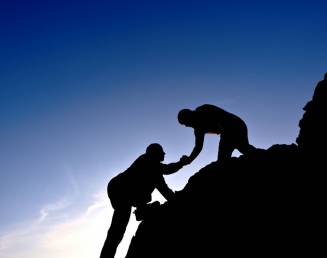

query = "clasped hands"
179;155;191;165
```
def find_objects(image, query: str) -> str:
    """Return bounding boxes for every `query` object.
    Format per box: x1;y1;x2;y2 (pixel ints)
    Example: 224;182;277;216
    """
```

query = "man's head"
146;143;165;162
178;109;194;127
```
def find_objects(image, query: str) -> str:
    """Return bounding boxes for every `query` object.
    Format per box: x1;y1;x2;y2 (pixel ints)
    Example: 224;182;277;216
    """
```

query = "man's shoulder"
132;155;163;171
123;154;148;173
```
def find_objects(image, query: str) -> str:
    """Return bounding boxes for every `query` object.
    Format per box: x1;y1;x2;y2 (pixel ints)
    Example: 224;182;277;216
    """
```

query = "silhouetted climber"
100;143;188;258
297;73;327;150
312;73;327;102
178;104;256;163
302;73;327;111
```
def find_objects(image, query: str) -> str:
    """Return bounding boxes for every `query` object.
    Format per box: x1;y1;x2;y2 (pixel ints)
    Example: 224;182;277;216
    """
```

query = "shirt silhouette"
100;143;187;258
178;104;256;162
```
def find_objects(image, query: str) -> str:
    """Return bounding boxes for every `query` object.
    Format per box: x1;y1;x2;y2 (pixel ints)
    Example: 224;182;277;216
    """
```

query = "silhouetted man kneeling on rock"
100;143;188;258
178;104;256;163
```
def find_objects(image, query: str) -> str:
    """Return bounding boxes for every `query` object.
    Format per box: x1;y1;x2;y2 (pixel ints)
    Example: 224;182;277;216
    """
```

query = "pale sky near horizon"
0;1;326;257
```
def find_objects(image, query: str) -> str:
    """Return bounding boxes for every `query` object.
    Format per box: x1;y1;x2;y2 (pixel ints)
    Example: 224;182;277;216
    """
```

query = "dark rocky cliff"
126;75;327;257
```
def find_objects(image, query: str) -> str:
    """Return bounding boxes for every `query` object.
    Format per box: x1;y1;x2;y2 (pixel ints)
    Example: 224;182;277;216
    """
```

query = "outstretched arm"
156;176;175;201
161;156;189;175
187;129;205;163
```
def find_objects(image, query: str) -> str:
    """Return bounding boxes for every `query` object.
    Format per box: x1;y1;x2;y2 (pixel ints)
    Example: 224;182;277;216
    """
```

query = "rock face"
297;73;327;152
125;75;326;258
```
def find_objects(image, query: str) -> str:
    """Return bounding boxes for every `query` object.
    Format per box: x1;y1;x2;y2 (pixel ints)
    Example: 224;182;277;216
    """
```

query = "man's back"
194;104;245;135
109;154;163;206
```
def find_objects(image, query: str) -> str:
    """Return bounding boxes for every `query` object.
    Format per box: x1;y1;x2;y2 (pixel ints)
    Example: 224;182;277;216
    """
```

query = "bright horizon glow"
0;190;169;258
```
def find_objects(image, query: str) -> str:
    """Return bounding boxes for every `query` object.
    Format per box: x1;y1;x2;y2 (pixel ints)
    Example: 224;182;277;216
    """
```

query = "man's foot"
134;201;161;221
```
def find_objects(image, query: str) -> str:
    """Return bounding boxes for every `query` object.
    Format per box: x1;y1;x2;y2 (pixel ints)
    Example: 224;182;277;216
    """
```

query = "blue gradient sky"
0;1;326;257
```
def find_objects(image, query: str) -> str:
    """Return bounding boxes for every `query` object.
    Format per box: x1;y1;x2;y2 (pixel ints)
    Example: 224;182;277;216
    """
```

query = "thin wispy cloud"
37;166;81;224
0;190;141;258
38;199;72;223
85;192;108;217
0;191;110;258
64;165;81;198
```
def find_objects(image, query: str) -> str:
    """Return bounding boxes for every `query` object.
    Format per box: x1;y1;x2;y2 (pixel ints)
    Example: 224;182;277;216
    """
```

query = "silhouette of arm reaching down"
187;129;205;163
156;176;175;201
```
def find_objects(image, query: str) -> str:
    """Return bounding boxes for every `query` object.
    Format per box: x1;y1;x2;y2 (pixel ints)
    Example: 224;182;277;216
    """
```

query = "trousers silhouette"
100;205;131;258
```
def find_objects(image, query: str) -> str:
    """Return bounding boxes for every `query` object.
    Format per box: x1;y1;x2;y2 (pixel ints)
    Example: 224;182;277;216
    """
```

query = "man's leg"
100;206;131;258
218;137;235;162
237;136;256;155
238;143;256;155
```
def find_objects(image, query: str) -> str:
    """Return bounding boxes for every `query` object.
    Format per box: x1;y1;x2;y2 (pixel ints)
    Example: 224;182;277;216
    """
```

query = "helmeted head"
178;109;194;127
146;143;165;162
